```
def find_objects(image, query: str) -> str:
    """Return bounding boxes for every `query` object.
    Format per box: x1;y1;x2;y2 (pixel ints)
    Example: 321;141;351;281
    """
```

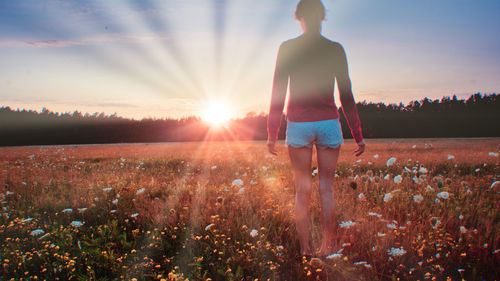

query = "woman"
267;0;365;258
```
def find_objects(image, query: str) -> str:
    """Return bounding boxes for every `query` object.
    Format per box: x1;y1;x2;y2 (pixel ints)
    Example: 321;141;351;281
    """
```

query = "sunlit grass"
0;139;498;280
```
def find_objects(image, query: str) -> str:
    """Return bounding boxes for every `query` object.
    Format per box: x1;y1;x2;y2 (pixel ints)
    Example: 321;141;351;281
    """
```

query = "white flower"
437;191;450;199
384;174;390;180
458;214;464;220
103;187;112;192
426;185;434;192
356;159;361;163
339;220;356;228
250;180;258;185
6;190;14;195
131;213;139;218
70;221;84;227
232;179;243;186
94;197;99;201
490;181;500;189
358;193;365;199
447;155;454;160
377;233;386;237
386;157;396;167
110;209;117;213
383;192;393;202
368;212;382;218
78;208;87;213
205;223;214;231
62;208;73;213
413;195;423;203
31;229;44;236
22;217;34;223
112;198;118;205
418;167;428;174
387;223;397;229
373;154;379;159
488;152;498;157
211;165;217;170
388;247;406;256
312;168;318;176
237;187;245;194
250;229;258;237
412;145;416;149
460;226;467;233
393;175;402;184
136;188;146;195
325;253;342;259
276;245;284;251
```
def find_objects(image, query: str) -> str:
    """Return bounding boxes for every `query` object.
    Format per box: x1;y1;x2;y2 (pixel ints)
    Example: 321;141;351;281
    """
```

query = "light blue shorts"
285;118;344;149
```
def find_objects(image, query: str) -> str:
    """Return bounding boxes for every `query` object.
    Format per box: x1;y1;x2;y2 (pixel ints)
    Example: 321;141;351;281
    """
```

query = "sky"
1;0;499;120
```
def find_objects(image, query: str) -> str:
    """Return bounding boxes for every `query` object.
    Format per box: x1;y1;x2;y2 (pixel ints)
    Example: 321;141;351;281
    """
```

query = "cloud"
0;33;170;48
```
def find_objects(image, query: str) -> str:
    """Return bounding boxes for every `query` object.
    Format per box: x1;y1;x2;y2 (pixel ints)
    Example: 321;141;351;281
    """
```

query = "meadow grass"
0;139;499;280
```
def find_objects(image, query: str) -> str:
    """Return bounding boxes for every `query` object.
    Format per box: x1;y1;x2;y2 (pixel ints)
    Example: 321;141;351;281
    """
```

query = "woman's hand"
267;141;278;156
354;142;365;157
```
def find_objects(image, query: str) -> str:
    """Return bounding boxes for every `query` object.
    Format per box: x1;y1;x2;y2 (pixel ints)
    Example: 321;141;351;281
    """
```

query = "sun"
202;101;231;126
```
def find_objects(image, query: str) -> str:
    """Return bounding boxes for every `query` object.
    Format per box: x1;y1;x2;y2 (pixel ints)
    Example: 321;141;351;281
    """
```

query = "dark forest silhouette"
0;93;498;146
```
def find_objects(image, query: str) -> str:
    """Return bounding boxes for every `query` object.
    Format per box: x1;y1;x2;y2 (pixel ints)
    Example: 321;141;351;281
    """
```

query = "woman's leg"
316;146;340;256
288;146;313;255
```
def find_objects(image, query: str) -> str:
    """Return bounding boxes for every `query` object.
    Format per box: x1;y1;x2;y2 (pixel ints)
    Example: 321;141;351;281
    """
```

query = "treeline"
0;93;498;146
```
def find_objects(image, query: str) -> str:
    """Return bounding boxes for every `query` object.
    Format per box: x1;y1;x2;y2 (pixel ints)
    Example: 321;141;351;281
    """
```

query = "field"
0;139;499;280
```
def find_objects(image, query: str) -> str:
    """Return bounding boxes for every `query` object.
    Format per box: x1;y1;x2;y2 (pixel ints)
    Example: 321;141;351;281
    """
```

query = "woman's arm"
267;43;289;144
336;44;365;152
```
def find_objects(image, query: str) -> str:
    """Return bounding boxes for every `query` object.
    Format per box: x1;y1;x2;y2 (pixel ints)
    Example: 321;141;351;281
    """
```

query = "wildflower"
368;212;382;218
447;155;454;160
437;191;450;199
205;223;214;231
386;157;396;167
112;198;118;205
325;253;342;259
339;220;356;228
62;208;73;213
393;175;402;184
136;188;146;195
412;145;416;149
110;210;117;213
419;167;428;174
103;187;112;192
413;194;423;203
77;208;87;213
373;154;379;159
6;191;15;195
31;229;44;236
312;168;318;176
490;181;500;189
493;249;500;254
250;229;258;237
384;174;390;180
94;197;99;201
378;233;386;237
460;226;467;233
250;180;258;185
237;187;245;194
474;168;480;173
458;214;463;220
276;245;284;251
211;165;217;169
383;192;393;202
388;247;406;256
457;269;465;273
232;179;243;186
70;221;84;227
488;152;498;157
358;193;365;200
354;261;367;265
131;213;139;218
387;223;397;229
22;217;34;223
426;185;434;192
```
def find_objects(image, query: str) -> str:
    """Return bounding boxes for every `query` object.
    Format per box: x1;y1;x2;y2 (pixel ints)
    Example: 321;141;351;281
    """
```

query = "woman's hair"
295;0;325;21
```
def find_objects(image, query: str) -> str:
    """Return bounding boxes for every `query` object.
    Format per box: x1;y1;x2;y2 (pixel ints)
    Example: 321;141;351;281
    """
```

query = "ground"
0;138;499;280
